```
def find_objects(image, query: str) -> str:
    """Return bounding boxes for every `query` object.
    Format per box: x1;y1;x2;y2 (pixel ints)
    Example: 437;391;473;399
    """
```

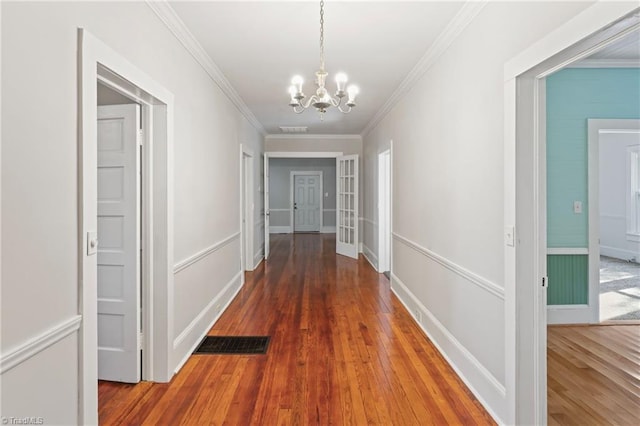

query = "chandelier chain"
319;0;325;71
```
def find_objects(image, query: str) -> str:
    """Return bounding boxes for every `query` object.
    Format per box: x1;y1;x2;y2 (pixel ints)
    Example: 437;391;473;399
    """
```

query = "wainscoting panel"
547;254;588;305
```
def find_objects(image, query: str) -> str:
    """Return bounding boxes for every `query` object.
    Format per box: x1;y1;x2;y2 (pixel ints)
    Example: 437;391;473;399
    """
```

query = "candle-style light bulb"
335;73;348;94
291;75;304;94
346;85;359;105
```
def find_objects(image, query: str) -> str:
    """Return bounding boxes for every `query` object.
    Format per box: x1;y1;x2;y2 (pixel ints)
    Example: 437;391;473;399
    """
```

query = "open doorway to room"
378;148;392;279
509;8;639;424
589;119;640;322
263;152;359;260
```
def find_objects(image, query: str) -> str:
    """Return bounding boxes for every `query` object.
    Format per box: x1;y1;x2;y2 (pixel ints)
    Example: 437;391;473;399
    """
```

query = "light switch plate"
505;226;515;247
87;231;98;256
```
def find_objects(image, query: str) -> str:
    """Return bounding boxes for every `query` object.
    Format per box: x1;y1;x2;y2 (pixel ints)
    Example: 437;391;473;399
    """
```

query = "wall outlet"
215;304;221;313
414;308;422;323
573;201;582;214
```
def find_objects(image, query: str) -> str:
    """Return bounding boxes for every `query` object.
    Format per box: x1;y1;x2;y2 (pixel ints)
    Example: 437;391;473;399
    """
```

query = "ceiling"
166;2;638;136
169;1;465;135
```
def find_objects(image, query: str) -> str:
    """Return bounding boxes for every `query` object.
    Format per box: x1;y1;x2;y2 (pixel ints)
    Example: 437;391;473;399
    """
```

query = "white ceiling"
588;30;640;60
169;1;465;135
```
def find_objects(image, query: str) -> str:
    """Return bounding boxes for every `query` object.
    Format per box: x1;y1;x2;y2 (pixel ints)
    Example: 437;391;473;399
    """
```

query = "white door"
378;149;391;272
293;174;321;232
97;104;141;383
336;155;359;258
264;155;270;259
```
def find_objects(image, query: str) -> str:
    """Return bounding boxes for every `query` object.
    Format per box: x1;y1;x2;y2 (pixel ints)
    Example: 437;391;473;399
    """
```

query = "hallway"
99;234;494;425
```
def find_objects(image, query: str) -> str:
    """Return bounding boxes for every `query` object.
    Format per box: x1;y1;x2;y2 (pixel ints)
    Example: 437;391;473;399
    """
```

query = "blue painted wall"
547;68;640;305
547;68;640;248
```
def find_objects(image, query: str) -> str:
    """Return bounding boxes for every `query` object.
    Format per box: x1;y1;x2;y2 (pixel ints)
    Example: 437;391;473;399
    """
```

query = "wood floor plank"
548;324;640;425
99;233;494;425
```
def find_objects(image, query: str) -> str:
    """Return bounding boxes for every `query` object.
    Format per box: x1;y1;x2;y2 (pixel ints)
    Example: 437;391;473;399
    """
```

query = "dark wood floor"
548;324;640;425
99;233;495;425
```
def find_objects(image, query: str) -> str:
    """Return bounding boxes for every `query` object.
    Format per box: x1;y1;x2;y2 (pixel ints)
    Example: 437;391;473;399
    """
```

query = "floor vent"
193;336;270;355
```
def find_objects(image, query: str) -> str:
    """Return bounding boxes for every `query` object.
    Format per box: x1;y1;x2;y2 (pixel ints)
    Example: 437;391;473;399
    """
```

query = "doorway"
507;9;639;424
588;120;640;322
240;145;255;273
291;171;323;233
378;148;391;276
79;29;174;424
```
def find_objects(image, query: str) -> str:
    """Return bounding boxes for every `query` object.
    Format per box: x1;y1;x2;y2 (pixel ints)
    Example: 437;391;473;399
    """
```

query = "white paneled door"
336;155;359;259
293;174;321;232
264;155;270;259
97;104;141;383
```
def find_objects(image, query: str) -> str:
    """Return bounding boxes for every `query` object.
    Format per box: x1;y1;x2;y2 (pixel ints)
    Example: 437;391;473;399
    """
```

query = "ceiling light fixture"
288;0;358;119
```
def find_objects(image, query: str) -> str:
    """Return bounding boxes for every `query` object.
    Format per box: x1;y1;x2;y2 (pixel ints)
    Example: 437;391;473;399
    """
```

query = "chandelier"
288;0;359;117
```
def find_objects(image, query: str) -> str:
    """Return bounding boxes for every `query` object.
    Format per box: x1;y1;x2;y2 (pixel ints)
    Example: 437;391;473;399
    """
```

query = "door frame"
588;119;640;323
290;171;324;232
79;29;174;424
504;6;639;424
378;146;392;273
239;144;255;274
263;151;343;258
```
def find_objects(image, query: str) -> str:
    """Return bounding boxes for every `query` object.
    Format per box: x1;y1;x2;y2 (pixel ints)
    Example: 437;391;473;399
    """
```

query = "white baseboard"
0;315;82;374
253;245;264;269
173;271;243;373
547;304;594;324
362;244;378;271
269;226;291;234
321;226;336;233
600;245;639;262
391;273;505;424
358;242;363;253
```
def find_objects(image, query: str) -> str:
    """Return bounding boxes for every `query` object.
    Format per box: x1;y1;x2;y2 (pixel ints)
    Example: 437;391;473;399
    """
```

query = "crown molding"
265;134;362;140
146;0;266;136
567;58;640;68
361;0;488;137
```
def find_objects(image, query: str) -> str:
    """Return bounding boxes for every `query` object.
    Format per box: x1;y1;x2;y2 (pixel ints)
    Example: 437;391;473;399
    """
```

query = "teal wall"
546;68;640;305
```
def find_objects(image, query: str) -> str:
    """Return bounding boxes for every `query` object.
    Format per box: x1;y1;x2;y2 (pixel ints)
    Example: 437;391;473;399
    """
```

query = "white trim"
362;1;487;136
505;5;640;424
268;208;290;212
600;245;640;261
240;144;255;273
566;58;640;68
391;273;504;424
321;226;336;234
378;147;392;273
172;271;243;371
393;233;505;300
265;134;362;140
265;151;344;159
290;171;323;233
79;29;175;424
173;232;241;274
362;244;378;271
547;248;589;255
253;246;265;270
269;226;291;234
0;315;82;374
547;304;592;325
173;270;242;349
145;1;265;135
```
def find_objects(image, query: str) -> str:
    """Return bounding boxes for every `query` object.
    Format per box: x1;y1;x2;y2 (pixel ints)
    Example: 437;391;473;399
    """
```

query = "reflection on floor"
600;256;640;321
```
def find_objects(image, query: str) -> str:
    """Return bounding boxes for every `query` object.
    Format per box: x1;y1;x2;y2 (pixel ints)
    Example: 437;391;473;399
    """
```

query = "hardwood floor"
99;233;494;425
548;324;640;425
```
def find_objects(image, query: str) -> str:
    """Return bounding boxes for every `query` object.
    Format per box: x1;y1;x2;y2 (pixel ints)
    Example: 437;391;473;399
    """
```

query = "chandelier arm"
328;96;342;107
292;105;306;114
300;95;319;109
337;105;352;114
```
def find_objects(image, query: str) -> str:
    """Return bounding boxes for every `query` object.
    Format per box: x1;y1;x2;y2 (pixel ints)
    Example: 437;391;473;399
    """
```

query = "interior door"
97;104;141;383
293;174;321;232
264;155;270;259
336;155;359;258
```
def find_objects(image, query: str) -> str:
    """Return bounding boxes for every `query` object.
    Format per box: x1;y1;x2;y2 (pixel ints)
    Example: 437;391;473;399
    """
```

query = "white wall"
1;2;263;424
362;1;594;422
269;158;336;233
599;132;640;261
